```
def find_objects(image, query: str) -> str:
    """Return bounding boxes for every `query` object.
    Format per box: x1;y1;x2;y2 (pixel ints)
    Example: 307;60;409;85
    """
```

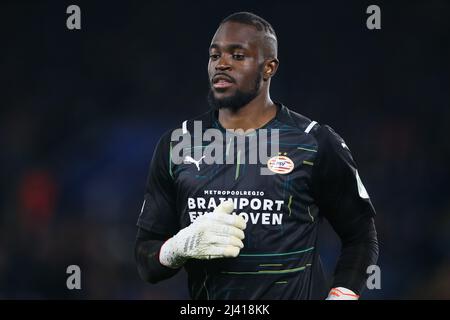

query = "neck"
218;90;277;131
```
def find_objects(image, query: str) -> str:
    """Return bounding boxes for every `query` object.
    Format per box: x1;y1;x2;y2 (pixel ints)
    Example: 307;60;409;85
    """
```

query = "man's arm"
135;131;246;283
312;124;379;298
135;132;180;283
135;227;180;284
326;212;378;297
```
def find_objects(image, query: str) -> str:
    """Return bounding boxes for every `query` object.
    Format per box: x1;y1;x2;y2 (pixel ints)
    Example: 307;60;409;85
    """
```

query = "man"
135;12;378;300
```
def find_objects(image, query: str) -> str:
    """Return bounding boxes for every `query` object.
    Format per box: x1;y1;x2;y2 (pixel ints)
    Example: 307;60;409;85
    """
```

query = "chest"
173;131;318;195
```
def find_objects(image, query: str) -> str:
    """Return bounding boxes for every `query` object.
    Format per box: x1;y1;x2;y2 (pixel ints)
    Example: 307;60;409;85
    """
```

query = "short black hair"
221;12;277;39
220;12;278;58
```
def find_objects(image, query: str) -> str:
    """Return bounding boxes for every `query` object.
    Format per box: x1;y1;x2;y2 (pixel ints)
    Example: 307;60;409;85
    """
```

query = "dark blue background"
0;0;449;299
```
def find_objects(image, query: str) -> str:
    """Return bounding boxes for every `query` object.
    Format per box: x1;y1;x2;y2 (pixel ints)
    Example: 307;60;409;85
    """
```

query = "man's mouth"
213;79;234;89
212;75;235;89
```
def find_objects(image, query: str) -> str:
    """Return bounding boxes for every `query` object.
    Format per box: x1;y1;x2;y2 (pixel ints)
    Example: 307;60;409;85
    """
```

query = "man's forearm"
135;228;180;284
332;216;379;295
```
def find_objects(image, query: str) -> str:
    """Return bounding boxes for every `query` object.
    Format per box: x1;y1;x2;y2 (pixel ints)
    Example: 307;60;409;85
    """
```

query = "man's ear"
263;58;279;81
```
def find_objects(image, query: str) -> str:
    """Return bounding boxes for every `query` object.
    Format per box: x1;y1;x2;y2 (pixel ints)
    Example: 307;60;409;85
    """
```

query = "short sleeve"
312;125;376;227
137;132;178;236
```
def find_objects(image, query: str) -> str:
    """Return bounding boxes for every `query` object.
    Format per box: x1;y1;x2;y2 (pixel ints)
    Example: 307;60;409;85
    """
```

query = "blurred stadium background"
0;0;449;299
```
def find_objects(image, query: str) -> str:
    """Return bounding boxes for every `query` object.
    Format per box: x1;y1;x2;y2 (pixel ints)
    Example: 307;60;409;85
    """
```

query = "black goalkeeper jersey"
137;103;376;299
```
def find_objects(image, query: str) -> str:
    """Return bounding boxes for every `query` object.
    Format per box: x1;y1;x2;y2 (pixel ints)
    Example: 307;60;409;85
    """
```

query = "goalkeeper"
135;12;378;300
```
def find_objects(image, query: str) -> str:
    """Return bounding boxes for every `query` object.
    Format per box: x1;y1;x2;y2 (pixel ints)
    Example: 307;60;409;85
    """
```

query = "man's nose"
215;56;231;71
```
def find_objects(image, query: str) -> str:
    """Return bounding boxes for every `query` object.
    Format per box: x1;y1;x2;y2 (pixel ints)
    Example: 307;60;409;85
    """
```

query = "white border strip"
304;121;317;133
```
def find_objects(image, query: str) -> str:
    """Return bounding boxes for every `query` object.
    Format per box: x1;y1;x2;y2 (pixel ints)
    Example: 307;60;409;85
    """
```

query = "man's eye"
233;54;245;60
210;54;220;60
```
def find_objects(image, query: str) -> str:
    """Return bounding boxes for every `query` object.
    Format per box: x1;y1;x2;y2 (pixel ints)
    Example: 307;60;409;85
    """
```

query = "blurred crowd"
1;1;449;299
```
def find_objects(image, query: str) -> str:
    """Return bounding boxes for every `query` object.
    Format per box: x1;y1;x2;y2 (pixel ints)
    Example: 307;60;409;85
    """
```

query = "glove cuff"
159;237;186;269
326;287;360;300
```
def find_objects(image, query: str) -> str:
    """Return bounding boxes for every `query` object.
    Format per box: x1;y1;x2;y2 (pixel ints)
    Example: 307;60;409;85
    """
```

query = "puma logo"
184;155;205;171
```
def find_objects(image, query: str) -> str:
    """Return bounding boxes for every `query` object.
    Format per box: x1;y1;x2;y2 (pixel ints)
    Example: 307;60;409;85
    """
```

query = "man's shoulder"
276;104;353;156
277;103;321;135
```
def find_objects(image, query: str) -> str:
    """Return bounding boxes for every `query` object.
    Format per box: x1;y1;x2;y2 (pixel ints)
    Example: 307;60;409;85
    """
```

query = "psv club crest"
267;155;295;174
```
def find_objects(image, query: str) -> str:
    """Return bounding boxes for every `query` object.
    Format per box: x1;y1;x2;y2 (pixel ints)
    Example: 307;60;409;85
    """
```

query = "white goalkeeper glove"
326;287;359;300
159;200;246;269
